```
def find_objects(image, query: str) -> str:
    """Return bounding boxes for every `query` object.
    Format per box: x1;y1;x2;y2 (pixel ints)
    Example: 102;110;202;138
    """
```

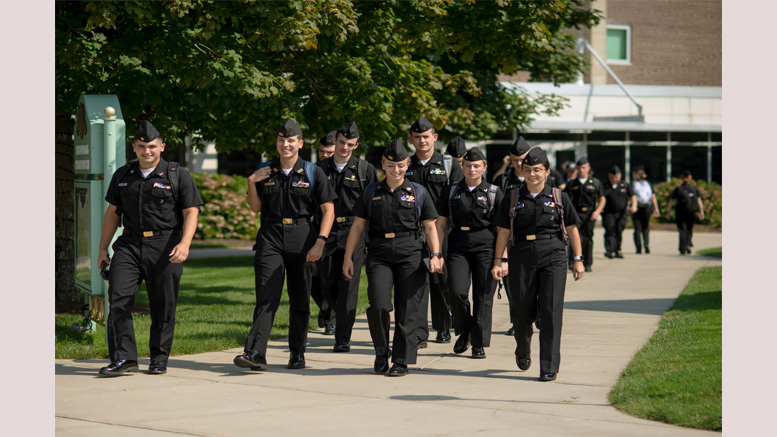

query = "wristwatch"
573;255;584;262
501;257;509;262
431;253;442;258
317;235;328;241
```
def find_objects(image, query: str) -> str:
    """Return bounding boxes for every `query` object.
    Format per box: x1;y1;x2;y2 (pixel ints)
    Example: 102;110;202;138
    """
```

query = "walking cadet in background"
630;166;660;254
312;130;338;334
343;139;443;377
405;116;464;348
666;170;705;255
445;136;467;166
97;120;204;376
435;147;505;359
234;119;337;372
601;166;636;259
317;121;378;353
563;157;605;272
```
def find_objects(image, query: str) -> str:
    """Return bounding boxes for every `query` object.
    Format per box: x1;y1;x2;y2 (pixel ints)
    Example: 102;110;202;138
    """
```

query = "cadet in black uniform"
492;148;584;382
445;136;467;166
563;158;605;272
493;137;531;335
97;121;204;376
435;147;505;358
317;121;378;352
601;166;637;259
406;116;464;346
312;130;337;334
234;119;338;371
343;140;442;377
666;170;705;255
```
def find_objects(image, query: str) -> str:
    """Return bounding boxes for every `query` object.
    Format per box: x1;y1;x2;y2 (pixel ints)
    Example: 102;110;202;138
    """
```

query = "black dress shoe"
148;362;167;375
516;354;531;371
453;332;470;354
287;352;306;369
323;324;336;335
471;346;486;359
436;329;451;343
584;266;592;272
234;350;268;371
615;250;624;258
505;326;515;336
635;248;642;254
539;373;557;382
645;246;650;254
99;359;139;376
415;337;428;350
387;363;408;377
333;341;351;353
374;352;390;374
604;252;614;259
317;312;325;328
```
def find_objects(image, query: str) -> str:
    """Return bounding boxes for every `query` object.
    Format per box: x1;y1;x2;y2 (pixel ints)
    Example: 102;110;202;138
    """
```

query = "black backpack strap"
167;162;180;204
552;187;569;245
356;158;368;192
486;184;498;215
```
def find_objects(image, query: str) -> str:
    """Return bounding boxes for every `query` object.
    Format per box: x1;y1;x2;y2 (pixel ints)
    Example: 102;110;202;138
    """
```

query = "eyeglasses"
522;167;547;175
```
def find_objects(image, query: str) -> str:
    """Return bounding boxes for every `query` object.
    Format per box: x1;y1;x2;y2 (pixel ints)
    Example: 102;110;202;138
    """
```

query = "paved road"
56;230;722;436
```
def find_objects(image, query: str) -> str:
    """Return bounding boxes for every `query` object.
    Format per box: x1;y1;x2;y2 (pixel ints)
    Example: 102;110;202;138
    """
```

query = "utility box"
73;95;126;331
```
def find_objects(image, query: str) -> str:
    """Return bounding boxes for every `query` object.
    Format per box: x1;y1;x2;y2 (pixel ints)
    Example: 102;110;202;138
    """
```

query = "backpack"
363;181;425;242
446;181;498;228
633;180;653;207
677;184;699;213
508;187;569;246
442;154;452;183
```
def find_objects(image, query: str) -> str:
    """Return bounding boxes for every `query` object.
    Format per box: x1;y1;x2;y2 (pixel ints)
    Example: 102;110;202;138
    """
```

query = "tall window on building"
606;24;631;65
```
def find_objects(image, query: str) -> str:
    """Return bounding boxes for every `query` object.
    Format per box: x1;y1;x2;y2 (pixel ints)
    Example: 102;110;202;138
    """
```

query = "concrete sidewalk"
56;230;722;436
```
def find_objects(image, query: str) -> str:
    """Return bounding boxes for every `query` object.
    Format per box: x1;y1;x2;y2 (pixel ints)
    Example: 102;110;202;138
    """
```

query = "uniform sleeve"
419;186;438;221
492;187;505;215
104;170;122;207
669;187;679;200
626;182;634;197
351;187;369;219
435;185;451;217
492;192;513;229
177;167;205;209
594;178;604;197
314;166;338;204
561;192;580;227
449;158;464;183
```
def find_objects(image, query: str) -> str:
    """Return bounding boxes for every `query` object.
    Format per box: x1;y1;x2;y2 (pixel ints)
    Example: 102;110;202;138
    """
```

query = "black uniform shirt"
436;180;504;229
496;168;524;196
352;178;438;235
106;159;204;231
406;151;464;204
256;157;337;219
563;177;603;214
318;156;378;218
670;182;701;214
603;181;634;213
493;184;580;237
549;169;564;187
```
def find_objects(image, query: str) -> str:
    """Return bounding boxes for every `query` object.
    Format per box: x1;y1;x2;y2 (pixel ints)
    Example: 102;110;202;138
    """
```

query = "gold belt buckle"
282;218;292;225
336;217;347;223
143;231;154;237
385;233;395;239
525;234;536;241
581;207;589;212
460;226;470;231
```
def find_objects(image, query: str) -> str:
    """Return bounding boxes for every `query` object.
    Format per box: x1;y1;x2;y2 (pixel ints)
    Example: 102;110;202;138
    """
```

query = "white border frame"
606;24;632;65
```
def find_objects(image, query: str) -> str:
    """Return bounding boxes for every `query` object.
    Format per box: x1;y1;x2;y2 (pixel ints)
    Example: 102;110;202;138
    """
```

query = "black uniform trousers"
602;210;629;254
576;213;595;268
447;228;497;347
676;211;695;253
244;221;317;355
365;236;428;365
310;262;335;327
632;206;651;252
508;238;567;374
107;232;183;363
318;233;366;343
417;228;453;340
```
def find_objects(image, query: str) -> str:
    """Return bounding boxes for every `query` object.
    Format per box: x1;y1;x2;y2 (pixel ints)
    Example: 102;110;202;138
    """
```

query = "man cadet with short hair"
601;165;637;259
312;130;338;334
97;120;204;376
317;131;336;161
666;170;705;255
563;157;605;272
317;121;378;352
234;119;338;371
406;116;464;347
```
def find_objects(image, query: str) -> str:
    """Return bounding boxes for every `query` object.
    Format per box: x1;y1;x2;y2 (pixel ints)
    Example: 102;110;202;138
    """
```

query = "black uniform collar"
458;179;490;195
326;155;358;171
411;150;442;167
130;158;169;178
518;183;552;199
376;177;414;193
270;156;304;175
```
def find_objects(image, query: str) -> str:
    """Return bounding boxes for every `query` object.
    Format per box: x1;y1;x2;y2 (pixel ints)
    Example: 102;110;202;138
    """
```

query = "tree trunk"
56;115;80;303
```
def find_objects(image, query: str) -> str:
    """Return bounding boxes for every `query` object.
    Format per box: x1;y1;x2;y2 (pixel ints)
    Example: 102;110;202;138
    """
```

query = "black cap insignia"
446;136;467;158
338;120;359;139
510;136;531;156
135;120;160;143
410;116;434;133
384;139;409;161
463;146;486;162
277;118;302;138
320;130;337;147
523;147;548;165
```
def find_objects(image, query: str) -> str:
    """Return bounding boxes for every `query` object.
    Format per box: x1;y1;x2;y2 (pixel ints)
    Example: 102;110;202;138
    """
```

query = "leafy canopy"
56;0;600;154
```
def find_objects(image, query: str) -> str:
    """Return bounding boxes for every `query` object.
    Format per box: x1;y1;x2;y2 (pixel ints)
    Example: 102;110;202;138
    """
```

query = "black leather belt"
515;234;556;241
371;231;414;239
125;229;181;237
335;216;354;224
265;217;314;225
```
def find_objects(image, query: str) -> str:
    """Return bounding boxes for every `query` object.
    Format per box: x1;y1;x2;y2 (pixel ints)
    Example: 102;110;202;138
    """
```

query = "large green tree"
56;0;600;153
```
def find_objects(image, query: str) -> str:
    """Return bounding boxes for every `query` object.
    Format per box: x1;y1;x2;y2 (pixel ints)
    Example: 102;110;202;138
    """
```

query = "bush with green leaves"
192;172;258;240
654;179;722;229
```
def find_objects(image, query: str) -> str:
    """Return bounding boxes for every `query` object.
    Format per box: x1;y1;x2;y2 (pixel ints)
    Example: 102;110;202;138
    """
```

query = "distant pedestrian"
630;166;660;254
311;130;338;333
601;166;636;259
666;171;705;255
563;158;605;272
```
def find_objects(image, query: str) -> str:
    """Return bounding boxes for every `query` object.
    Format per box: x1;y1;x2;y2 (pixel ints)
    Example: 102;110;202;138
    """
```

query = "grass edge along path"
609;265;722;431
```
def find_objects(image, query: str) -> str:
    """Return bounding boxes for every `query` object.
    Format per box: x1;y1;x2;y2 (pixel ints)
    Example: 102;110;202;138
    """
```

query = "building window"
606;24;631;65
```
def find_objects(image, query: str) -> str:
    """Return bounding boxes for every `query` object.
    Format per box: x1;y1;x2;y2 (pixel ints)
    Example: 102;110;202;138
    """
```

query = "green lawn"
609;266;722;431
695;246;722;258
56;256;370;360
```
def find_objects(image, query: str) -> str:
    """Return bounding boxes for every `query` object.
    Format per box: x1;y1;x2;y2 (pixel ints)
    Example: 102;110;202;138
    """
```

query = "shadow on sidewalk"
390;394;609;407
564;298;676;315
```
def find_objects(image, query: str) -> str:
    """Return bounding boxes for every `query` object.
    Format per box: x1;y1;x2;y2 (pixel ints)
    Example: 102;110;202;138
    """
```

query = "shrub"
191;172;259;240
653;179;722;229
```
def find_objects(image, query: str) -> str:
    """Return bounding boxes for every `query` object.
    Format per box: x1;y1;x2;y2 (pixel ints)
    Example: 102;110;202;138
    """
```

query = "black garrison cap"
384;139;410;161
410;116;434;133
523;147;548;166
445;136;467;158
337;120;360;139
576;157;590;166
462;146;486;162
609;165;622;174
277;118;302;138
510;136;531;156
320;130;337;147
135;120;160;143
